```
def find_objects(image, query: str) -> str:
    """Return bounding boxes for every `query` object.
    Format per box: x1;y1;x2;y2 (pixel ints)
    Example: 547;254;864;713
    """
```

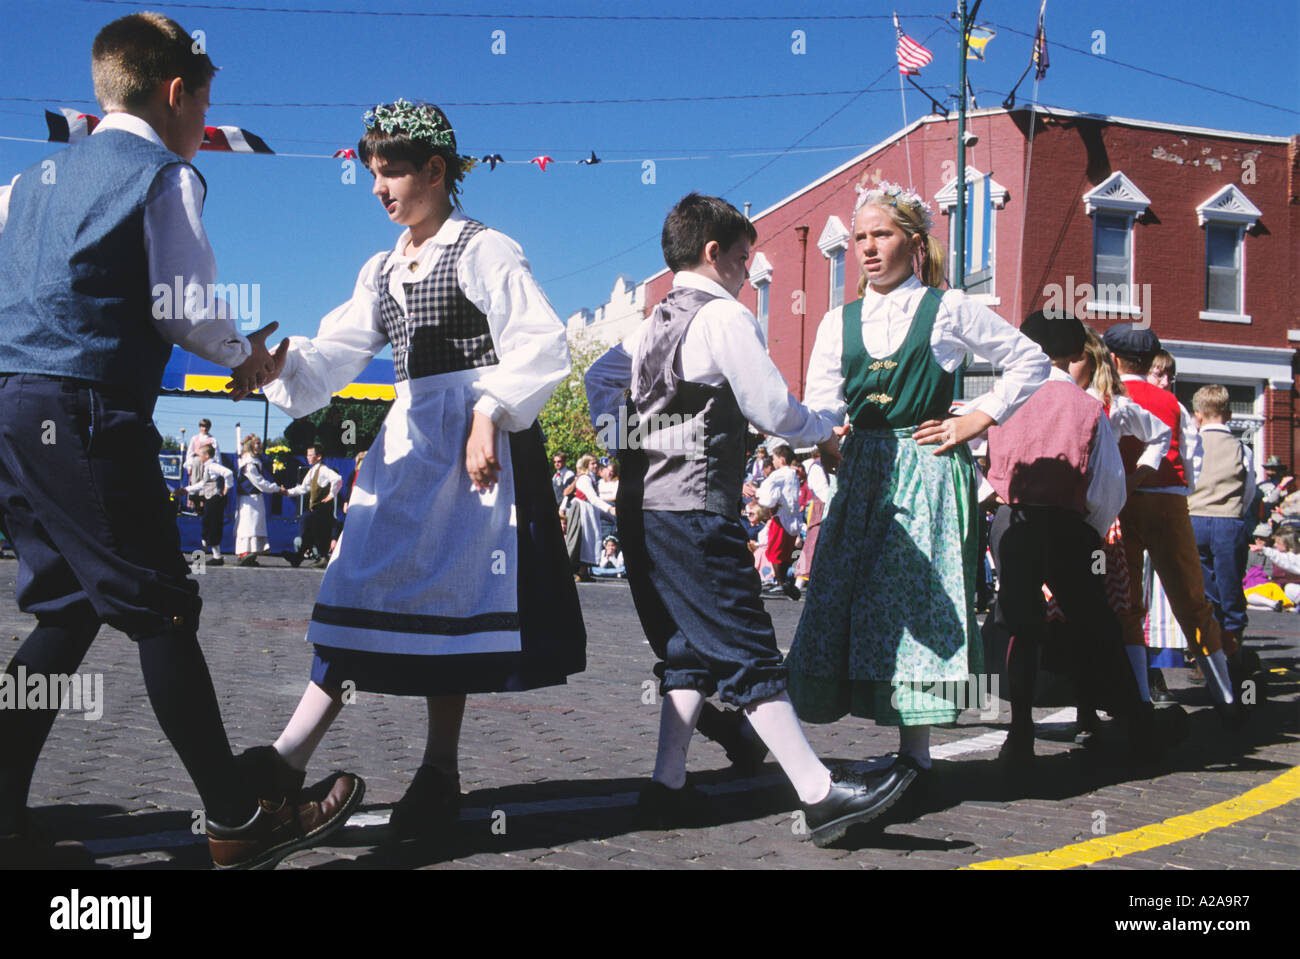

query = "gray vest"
631;287;747;515
0;131;200;414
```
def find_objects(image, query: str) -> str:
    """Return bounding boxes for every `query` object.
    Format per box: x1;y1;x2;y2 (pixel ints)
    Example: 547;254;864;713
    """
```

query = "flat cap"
1021;310;1085;359
1101;323;1161;359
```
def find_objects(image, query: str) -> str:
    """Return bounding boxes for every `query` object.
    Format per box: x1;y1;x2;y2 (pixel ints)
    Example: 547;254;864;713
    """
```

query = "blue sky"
1;0;1296;448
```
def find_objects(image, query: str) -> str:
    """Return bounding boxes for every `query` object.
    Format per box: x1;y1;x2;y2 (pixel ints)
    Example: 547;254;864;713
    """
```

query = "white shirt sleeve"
458;229;571;432
1262;547;1300;576
262;253;390;420
1242;445;1257;518
242;460;280;494
144;166;252;369
284;465;315;497
802;309;849;433
321;465;343;498
693;300;830;448
0;174;17;236
755;471;780;509
1084;413;1128;537
940;291;1050;424
585;341;634;434
576;473;614;515
1106;394;1172;473
805;461;830;502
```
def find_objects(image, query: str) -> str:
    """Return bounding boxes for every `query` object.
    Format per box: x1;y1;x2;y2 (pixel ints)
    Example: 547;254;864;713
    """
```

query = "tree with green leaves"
539;336;609;466
285;398;392;456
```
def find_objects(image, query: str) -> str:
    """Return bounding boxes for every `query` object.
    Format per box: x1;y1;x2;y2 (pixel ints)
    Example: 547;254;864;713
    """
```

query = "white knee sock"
273;682;344;771
744;693;831;804
899;725;932;769
1126;646;1152;701
1198;651;1235;705
652;689;705;789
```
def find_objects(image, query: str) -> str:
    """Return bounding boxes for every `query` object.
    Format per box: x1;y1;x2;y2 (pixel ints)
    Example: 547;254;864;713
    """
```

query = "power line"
75;0;939;22
0;88;920;109
984;19;1298;117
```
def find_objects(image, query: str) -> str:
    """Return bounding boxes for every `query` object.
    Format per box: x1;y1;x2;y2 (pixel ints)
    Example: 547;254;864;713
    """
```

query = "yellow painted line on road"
965;764;1300;870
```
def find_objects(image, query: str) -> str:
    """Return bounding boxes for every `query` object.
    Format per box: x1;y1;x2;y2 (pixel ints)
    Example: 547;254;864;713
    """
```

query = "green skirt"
786;427;983;726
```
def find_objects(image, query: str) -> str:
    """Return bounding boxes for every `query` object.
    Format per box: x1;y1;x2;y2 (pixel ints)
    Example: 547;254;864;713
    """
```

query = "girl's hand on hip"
913;411;995;455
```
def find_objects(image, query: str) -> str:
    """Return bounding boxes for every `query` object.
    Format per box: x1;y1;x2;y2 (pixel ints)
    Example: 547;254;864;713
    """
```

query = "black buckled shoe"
694;702;769;771
388;765;461;841
999;726;1035;771
804;759;921;848
637;781;712;830
1148;668;1177;707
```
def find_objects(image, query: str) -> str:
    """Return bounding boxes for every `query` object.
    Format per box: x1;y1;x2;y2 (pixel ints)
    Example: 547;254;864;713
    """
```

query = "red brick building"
619;107;1299;466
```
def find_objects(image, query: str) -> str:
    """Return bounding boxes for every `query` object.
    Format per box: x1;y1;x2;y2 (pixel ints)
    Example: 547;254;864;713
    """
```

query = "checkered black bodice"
378;218;500;381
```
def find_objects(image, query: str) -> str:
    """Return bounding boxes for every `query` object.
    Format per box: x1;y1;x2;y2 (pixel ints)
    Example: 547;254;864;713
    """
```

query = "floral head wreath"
362;99;479;176
853;180;934;234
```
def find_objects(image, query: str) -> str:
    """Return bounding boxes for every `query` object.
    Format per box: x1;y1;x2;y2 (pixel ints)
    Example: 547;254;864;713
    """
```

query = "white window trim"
936;167;1006;298
748;251;773;288
1084;173;1150;316
816;216;850;257
1197;185;1256;323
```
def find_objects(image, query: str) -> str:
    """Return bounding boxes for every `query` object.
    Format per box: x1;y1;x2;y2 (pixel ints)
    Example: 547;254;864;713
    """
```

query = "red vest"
1119;379;1185;488
986;380;1103;514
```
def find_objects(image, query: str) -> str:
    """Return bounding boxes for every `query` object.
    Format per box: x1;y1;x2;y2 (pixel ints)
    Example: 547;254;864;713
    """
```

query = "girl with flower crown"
785;181;1049;813
256;100;585;838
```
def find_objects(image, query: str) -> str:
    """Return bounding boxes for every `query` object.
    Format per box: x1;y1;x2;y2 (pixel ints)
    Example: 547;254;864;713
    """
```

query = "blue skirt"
310;422;586;695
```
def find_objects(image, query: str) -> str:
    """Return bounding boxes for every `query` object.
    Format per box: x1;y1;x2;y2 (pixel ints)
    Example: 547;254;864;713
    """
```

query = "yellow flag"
966;26;996;60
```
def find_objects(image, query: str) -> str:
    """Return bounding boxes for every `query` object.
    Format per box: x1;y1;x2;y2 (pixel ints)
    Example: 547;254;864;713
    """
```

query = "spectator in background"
597;458;620;540
748;443;802;600
591;534;626;578
185;417;220;479
185;445;233;566
1256;456;1292;521
572;453;615;581
235;434;280;566
552;453;575;507
795;450;830;591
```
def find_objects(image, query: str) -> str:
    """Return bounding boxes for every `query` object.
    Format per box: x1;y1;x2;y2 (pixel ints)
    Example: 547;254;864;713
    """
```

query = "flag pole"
895;11;914;185
955;0;968;294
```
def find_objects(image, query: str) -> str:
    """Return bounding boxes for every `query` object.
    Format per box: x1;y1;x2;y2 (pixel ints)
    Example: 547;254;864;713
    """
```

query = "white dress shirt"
1191;422;1256;518
185;458;235;497
263;211;569;431
286;462;342;500
804;459;830;503
0;113;252;370
757;464;804;536
802;275;1050;430
584;271;830;449
575;473;615;515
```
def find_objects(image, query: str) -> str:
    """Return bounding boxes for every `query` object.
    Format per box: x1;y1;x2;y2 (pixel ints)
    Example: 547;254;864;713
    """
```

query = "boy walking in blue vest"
0;12;363;867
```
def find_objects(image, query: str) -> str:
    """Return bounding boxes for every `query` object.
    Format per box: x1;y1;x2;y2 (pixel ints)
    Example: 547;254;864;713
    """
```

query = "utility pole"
954;0;980;293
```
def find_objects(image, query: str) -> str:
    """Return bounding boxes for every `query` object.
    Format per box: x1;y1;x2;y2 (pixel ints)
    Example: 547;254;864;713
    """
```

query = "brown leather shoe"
207;771;365;870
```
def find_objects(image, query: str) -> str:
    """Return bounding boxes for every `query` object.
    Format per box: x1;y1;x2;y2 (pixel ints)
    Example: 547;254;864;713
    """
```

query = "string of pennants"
44;107;603;169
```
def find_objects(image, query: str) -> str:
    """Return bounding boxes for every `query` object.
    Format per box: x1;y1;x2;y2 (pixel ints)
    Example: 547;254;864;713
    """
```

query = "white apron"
304;367;520;657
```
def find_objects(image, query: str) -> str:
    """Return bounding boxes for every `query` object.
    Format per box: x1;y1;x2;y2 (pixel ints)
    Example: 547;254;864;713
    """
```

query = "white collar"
1047;366;1076;384
386;210;468;271
862;274;924;307
1199;423;1232;434
672;270;736;303
93;112;169;152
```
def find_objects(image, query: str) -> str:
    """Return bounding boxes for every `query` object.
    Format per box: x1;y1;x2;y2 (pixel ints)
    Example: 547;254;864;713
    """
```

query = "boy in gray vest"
586;193;907;845
0;13;363;867
1188;385;1256;687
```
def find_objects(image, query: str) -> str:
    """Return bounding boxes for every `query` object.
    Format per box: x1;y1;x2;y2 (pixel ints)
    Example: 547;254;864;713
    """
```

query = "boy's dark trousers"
200;492;226;550
989;504;1140;724
0;374;252;831
297;501;333;557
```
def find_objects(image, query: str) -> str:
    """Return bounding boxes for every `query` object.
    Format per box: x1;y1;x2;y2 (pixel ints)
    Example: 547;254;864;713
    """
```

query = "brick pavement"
0;559;1296;870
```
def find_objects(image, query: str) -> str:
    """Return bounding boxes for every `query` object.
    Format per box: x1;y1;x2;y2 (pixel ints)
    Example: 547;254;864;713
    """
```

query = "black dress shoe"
637;781;711;829
388;765;461;841
1073;709;1101;746
804;759;922;848
280;550;303;568
781;581;802;601
1214;701;1247;731
694;702;768;770
1127;702;1163;762
1148;668;1178;707
999;726;1035;769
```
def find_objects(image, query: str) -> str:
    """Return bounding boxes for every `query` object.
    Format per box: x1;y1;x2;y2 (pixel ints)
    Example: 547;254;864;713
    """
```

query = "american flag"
894;13;934;75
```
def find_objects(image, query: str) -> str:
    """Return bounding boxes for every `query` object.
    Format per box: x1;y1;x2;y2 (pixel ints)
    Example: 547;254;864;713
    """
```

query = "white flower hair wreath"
853;180;934;233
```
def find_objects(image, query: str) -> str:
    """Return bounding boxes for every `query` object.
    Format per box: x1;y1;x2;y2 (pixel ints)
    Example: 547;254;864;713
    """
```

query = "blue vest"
0;130;204;414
